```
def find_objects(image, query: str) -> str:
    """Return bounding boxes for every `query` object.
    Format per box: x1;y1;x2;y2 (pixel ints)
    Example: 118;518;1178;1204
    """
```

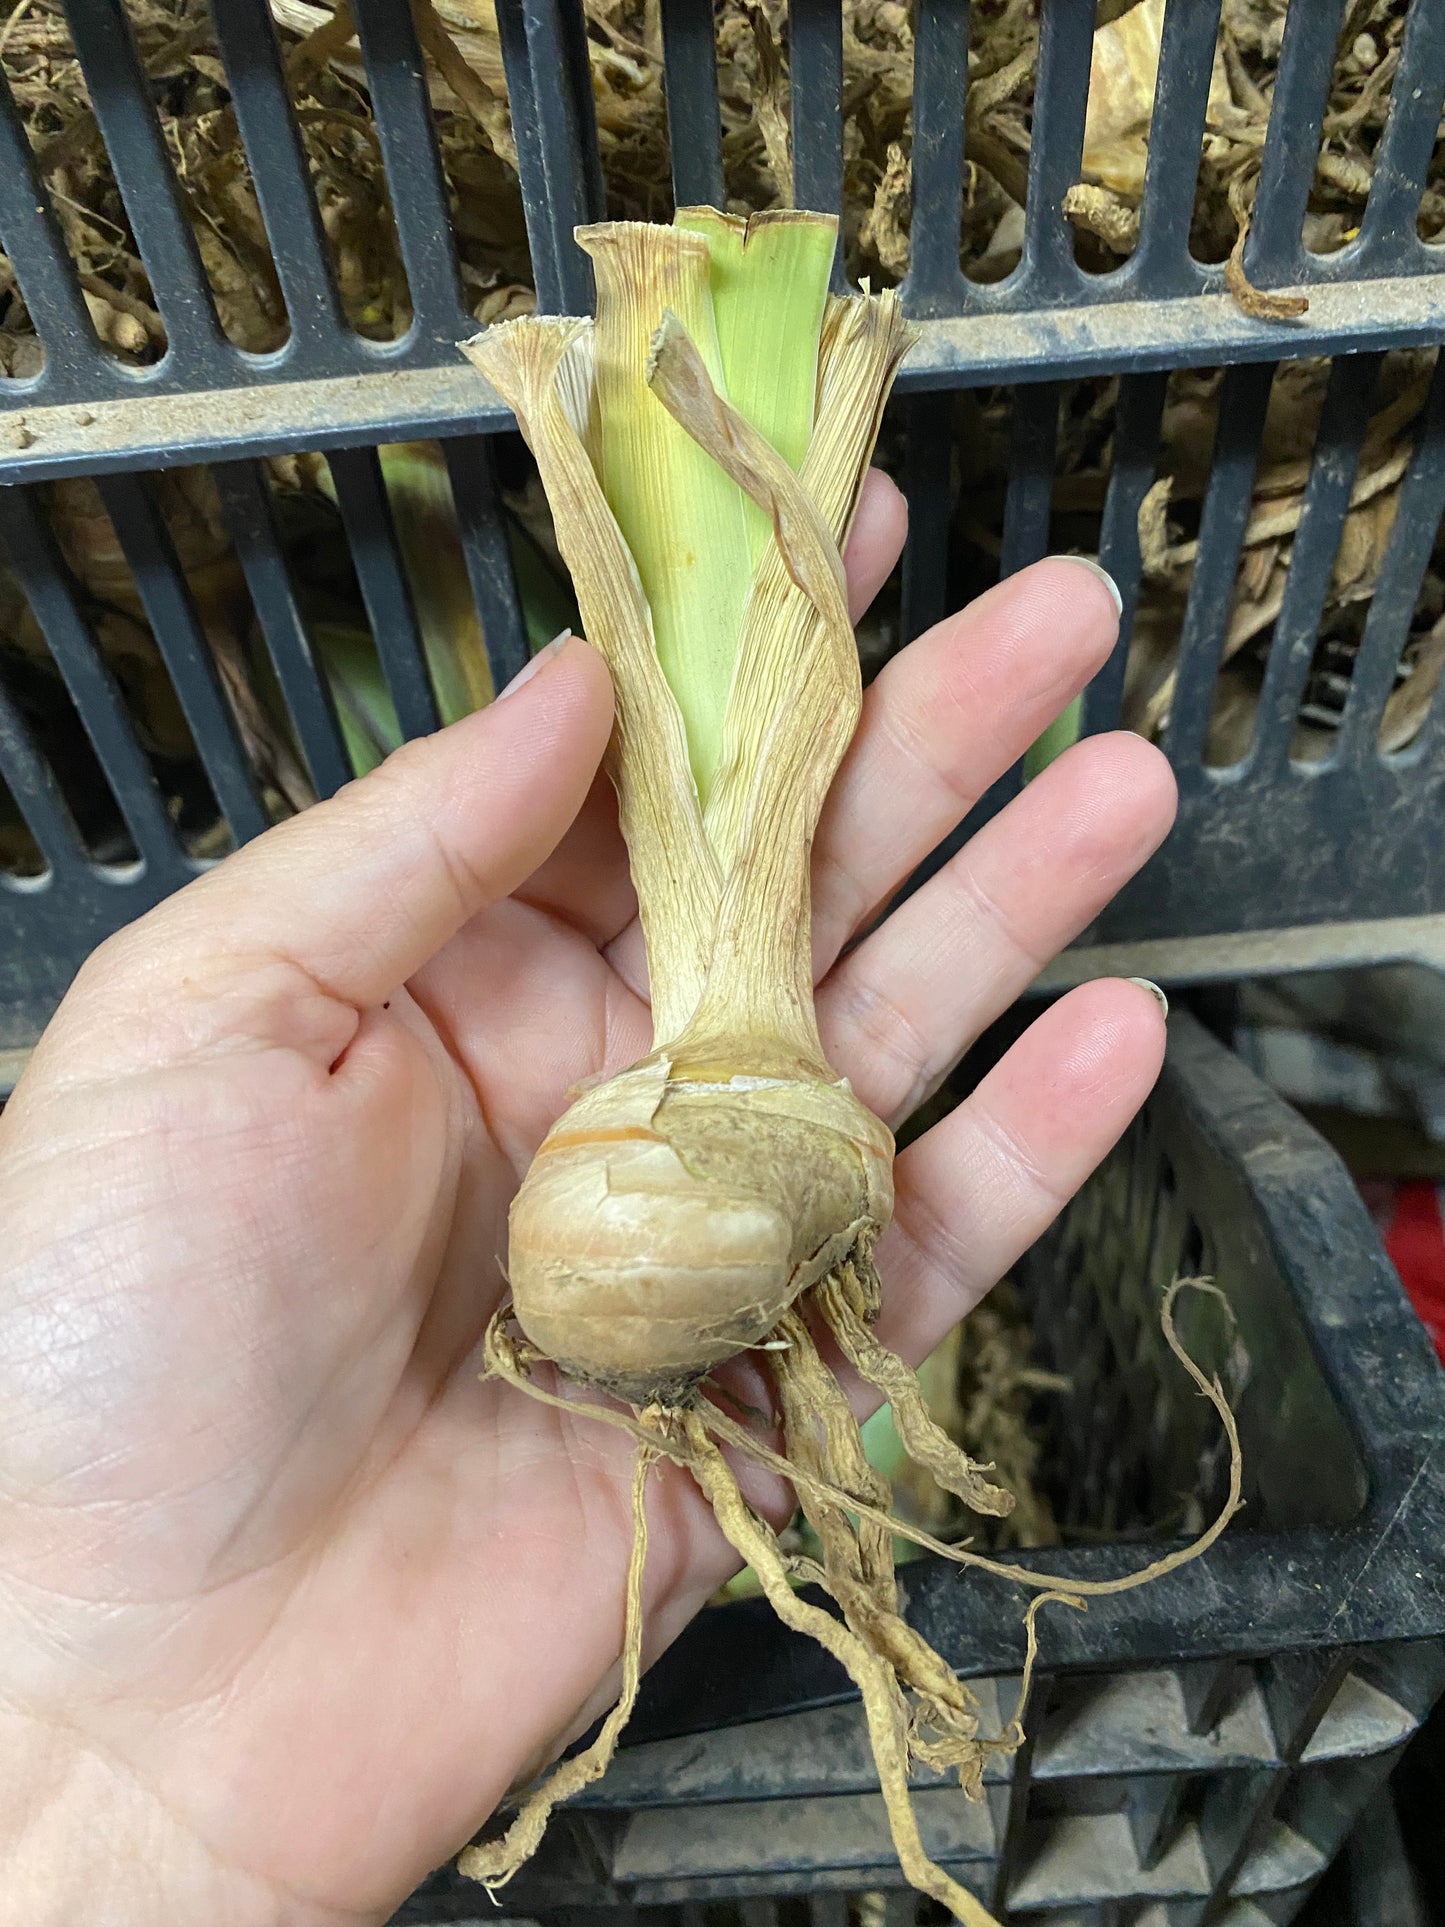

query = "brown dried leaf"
1062;181;1138;253
1380;618;1445;755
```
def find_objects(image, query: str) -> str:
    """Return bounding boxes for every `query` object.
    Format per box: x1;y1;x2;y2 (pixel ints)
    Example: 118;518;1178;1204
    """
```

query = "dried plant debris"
0;0;531;367
1122;350;1442;763
718;1277;1066;1609
2;0;1422;366
1068;0;1416;298
0;0;1440;873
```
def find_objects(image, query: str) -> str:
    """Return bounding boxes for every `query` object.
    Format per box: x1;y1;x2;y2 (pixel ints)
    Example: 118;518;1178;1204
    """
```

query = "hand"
0;476;1174;1925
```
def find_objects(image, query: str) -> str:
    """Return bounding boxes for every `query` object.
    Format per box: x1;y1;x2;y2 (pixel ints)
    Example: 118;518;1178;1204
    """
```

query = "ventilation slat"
0;679;84;876
904;0;970;316
1252;352;1380;771
1132;0;1224;295
1356;0;1445;272
1085;370;1168;735
1018;1;1094;297
495;0;602;315
1245;0;1351;285
999;381;1060;578
0;488;183;873
349;0;469;348
61;0;230;378
789;0;845;287
973;381;1064;822
662;0;725;210
442;436;531;691
209;0;348;364
899;393;954;646
0;73;105;389
212;460;352;799
326;445;441;740
1163;359;1275;768
95;472;270;844
1338;354;1445;757
1413;639;1445;762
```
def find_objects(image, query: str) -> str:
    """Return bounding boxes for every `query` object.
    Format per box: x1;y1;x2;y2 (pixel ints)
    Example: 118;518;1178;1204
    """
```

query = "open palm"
0;477;1174;1925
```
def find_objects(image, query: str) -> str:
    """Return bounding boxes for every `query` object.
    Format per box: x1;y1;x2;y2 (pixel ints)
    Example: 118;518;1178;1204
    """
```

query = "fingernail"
1055;554;1123;617
497;629;571;701
1129;976;1169;1019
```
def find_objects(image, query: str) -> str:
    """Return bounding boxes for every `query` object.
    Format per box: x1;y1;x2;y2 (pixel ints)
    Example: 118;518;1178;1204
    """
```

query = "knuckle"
831;973;935;1122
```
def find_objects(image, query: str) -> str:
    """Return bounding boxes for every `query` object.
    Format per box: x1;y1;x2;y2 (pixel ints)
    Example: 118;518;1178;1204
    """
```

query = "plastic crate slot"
348;0;469;346
789;0;845;289
898;391;954;647
1328;346;1445;760
958;8;1038;290
93;468;269;846
59;0;236;379
1251;352;1382;773
0;68;91;390
494;0;598;317
1082;369;1169;736
901;0;967;317
1157;360;1272;767
1299;1670;1420;1764
323;444;442;740
0;670;76;881
1314;0;1445;268
1;11;182;386
441;434;531;692
1127;0;1222;301
0;761;46;880
211;457;352;800
613;1785;996;1886
0;483;186;875
1012;2;1093;302
659;0;725;211
205;0;350;367
1034;1670;1276;1785
1069;0;1169;283
1006;1811;1212;1909
1241;0;1349;289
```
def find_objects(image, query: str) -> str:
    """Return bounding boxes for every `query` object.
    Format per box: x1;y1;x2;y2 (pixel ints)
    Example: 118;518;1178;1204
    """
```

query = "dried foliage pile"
0;0;1419;367
1127;351;1445;762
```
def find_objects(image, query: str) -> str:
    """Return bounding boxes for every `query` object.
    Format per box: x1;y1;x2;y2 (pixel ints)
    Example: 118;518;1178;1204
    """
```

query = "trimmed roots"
468;1269;1241;1927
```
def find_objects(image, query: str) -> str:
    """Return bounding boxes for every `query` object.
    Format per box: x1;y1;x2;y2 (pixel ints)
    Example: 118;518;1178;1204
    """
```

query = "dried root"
457;1429;656;1892
680;1409;1003;1927
816;1253;1015;1519
471;1277;1242;1927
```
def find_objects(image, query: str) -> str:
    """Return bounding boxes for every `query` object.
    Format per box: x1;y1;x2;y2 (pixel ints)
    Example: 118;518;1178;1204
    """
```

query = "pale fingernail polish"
1055;554;1123;616
497;629;571;700
1129;976;1169;1019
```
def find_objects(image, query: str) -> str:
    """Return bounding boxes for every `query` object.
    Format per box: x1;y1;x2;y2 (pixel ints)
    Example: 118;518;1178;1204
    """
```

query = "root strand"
475;1278;1243;1923
458;1434;655;1891
817;1258;1015;1518
681;1411;1004;1927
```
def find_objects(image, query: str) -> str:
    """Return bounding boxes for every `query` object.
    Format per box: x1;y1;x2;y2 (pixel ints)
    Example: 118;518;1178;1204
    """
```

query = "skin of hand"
0;474;1175;1926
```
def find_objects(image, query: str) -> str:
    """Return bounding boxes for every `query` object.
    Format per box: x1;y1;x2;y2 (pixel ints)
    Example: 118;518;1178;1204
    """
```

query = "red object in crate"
1365;1180;1445;1365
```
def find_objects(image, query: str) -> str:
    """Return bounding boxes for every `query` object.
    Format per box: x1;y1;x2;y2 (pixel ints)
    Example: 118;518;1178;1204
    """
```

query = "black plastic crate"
389;1013;1445;1925
3;9;1445;1921
4;1;1445;1066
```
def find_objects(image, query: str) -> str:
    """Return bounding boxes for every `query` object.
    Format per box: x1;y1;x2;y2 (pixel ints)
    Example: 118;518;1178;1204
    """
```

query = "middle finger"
809;556;1124;975
818;729;1176;1126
